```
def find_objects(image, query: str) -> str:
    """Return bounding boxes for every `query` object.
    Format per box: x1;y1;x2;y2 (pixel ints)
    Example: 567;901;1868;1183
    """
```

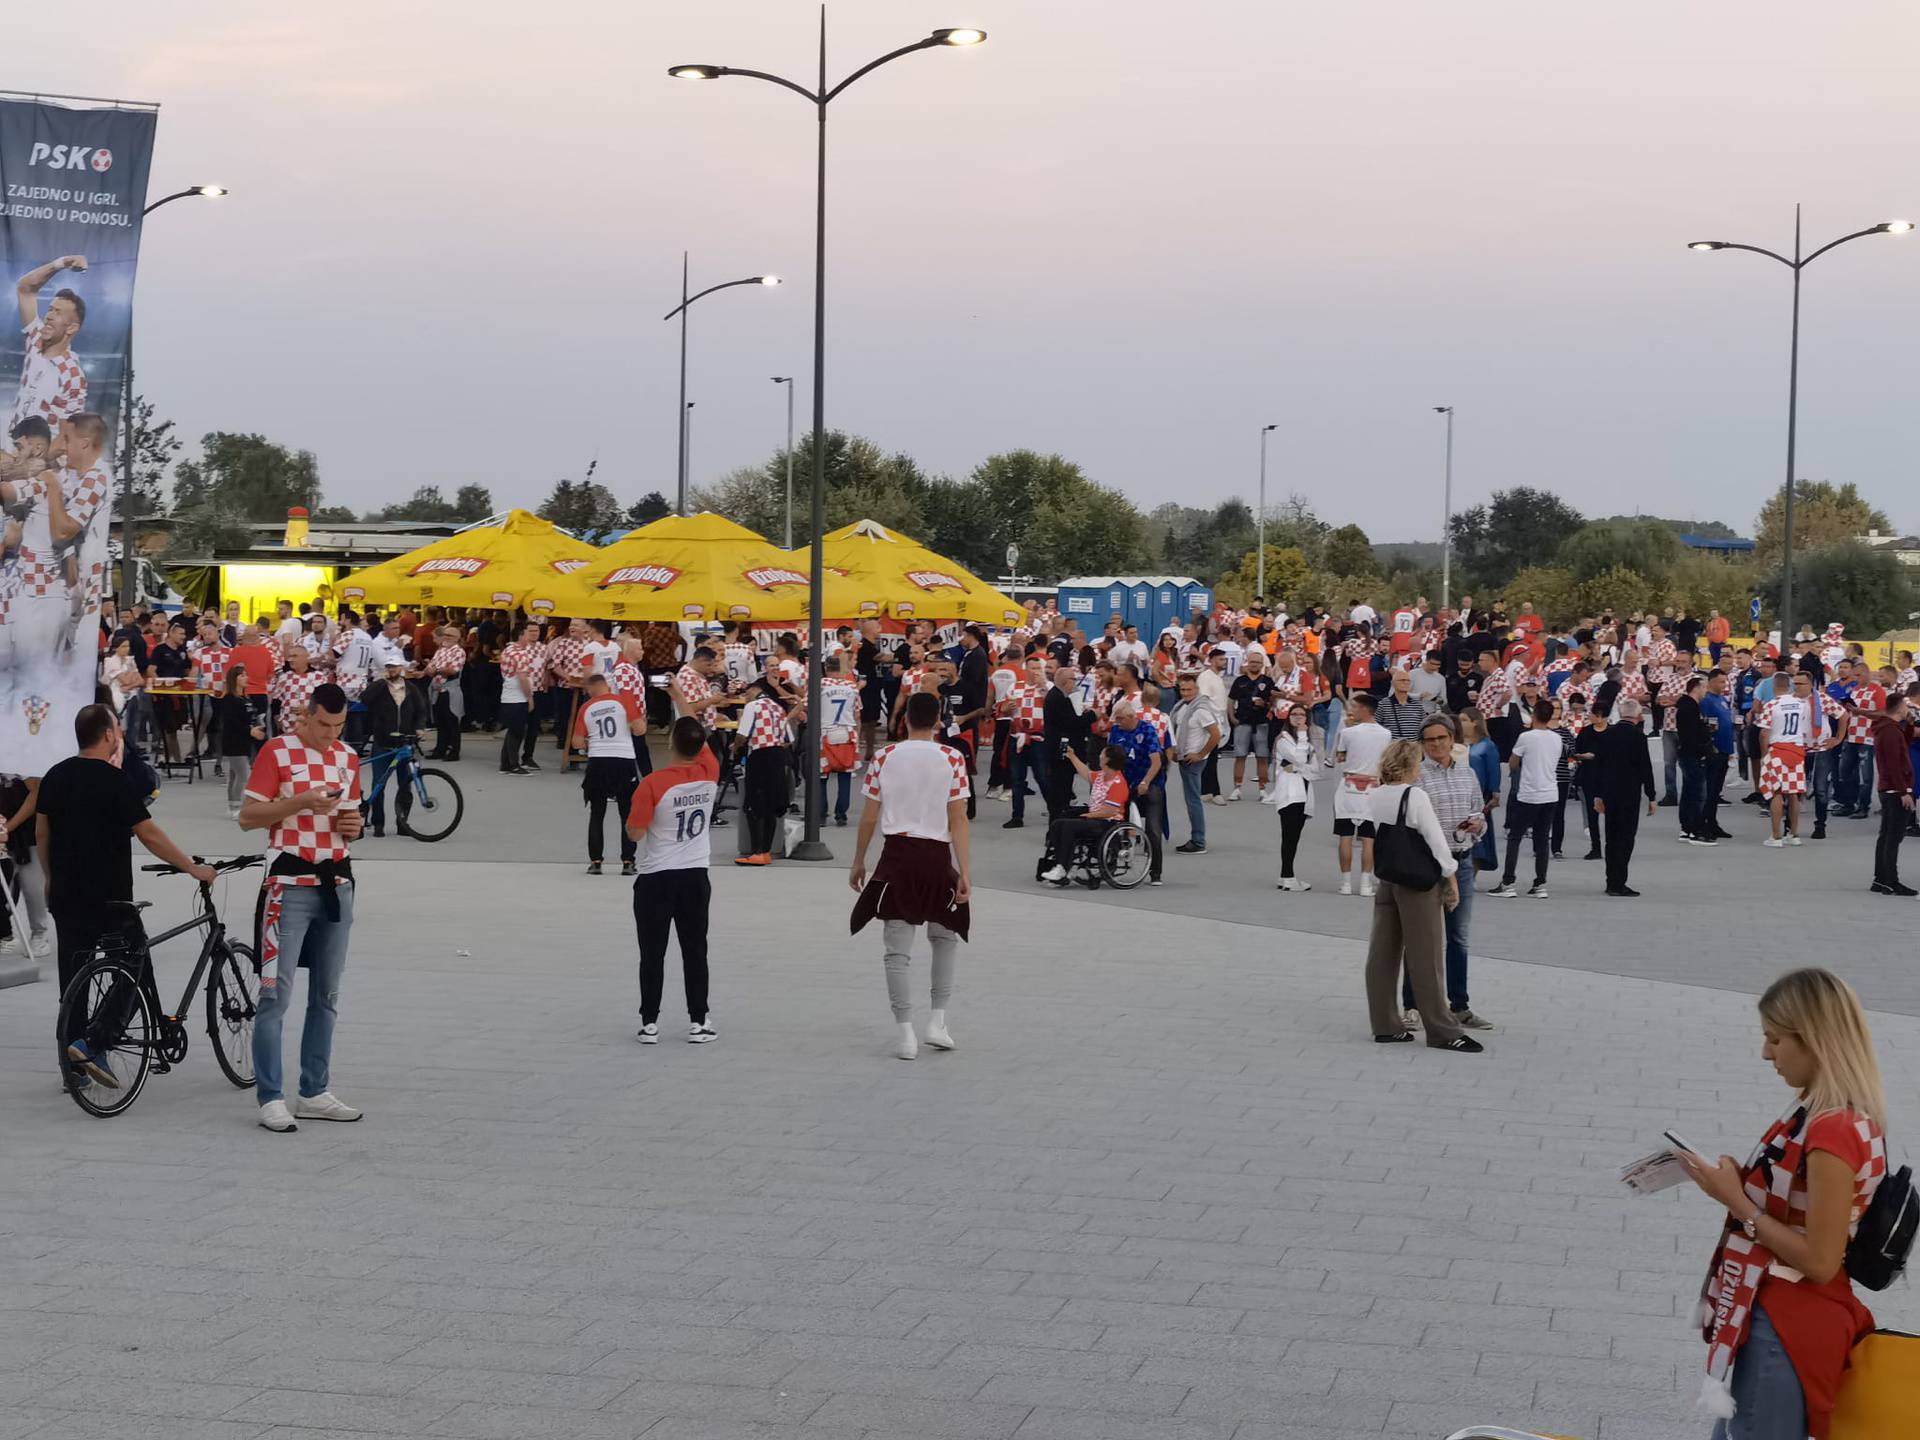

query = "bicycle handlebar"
140;854;266;877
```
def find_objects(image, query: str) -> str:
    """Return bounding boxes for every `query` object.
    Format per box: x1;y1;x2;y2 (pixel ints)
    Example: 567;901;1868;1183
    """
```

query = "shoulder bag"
1372;789;1442;892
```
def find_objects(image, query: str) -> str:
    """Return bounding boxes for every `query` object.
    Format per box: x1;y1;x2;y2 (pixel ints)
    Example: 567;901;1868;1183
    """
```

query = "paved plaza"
2;750;1916;1440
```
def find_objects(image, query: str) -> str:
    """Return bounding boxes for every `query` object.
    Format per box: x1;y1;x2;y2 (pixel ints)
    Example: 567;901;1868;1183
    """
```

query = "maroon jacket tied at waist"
850;833;970;940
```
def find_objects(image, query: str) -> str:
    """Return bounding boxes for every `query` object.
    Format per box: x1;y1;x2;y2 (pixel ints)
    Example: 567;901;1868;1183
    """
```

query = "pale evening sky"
41;0;1920;542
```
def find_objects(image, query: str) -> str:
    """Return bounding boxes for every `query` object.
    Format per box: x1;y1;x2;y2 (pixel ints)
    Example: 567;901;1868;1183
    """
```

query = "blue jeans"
253;882;355;1105
1405;854;1474;1011
818;770;851;822
1178;761;1206;845
1679;755;1711;836
1839;742;1875;814
1318;698;1344;760
1710;1308;1805;1440
1807;747;1835;826
1009;744;1047;822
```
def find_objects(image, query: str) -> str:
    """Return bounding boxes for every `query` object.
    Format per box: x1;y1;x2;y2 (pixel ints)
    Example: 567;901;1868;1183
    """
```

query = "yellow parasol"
810;519;1027;626
531;511;877;623
335;509;599;612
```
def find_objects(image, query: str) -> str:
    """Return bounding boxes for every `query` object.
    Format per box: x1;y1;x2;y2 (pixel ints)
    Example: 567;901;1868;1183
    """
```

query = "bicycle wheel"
401;766;464;842
55;958;155;1117
206;941;258;1089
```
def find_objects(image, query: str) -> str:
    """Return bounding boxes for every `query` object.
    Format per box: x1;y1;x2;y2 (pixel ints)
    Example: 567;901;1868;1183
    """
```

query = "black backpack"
1373;789;1442;892
1847;1161;1916;1292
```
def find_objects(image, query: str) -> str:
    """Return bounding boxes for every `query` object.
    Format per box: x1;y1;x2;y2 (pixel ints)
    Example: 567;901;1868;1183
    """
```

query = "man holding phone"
238;683;364;1133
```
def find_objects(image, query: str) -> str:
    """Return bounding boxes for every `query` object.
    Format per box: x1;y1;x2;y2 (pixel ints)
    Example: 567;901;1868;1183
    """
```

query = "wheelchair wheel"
1097;822;1151;890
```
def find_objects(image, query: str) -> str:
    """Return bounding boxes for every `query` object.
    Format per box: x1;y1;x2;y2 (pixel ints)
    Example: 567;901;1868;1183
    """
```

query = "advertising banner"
0;95;156;776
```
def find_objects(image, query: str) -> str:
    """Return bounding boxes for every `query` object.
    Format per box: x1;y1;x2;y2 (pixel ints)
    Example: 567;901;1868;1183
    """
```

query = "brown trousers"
1364;879;1465;1045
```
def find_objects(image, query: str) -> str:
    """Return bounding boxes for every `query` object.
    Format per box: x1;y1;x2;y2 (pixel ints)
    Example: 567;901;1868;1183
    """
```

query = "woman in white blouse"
1269;706;1316;891
1363;739;1483;1052
100;636;144;716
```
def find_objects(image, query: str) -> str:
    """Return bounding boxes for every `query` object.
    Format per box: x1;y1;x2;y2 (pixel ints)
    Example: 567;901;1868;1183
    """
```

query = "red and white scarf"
1693;1102;1885;1420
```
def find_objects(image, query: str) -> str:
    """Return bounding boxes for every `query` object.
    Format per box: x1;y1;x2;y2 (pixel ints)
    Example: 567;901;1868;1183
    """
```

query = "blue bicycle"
362;741;464;842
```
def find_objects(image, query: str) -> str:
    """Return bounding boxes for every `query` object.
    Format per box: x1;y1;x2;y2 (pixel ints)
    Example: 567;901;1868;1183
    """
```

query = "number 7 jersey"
625;746;720;873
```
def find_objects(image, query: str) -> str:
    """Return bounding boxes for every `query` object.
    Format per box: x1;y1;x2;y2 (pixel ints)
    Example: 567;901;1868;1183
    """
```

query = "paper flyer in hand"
1619;1146;1690;1196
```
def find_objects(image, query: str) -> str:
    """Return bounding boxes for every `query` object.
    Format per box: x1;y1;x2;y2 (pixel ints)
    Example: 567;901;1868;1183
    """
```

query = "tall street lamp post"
1432;406;1454;613
1687;206;1911;651
121;183;225;608
671;8;987;861
772;375;796;547
1255;423;1276;602
664;256;780;514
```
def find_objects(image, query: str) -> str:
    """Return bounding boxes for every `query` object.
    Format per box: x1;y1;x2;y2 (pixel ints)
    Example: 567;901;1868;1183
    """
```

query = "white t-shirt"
1510;727;1562;804
1350;604;1378;629
1765;696;1812;747
275;616;303;645
1334;719;1390;819
1109;638;1148;668
573;691;641;759
1211;639;1244;678
581;639;619;680
862;739;970;842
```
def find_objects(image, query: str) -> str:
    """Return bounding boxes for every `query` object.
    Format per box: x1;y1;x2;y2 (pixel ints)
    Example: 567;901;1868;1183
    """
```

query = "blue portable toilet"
1179;581;1213;628
1056;576;1209;638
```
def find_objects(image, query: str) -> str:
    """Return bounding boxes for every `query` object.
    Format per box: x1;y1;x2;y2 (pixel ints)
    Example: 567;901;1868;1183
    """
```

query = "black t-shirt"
1047;634;1074;665
37;755;150;911
150;642;190;681
1228;674;1275;726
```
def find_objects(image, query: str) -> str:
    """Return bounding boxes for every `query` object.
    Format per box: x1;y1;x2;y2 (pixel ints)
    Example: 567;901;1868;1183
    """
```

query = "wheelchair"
1033;805;1152;891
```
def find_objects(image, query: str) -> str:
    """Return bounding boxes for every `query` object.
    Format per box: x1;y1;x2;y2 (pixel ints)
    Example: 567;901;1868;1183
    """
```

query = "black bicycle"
56;854;263;1118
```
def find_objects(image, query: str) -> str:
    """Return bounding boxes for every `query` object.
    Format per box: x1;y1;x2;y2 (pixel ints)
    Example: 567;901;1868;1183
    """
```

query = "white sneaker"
1339;876;1353;895
29;930;48;958
1526;883;1550;899
1228;787;1243;802
688;1021;717;1044
1787;834;1803;847
0;935;18;956
258;1100;298;1133
637;1022;659;1044
1207;794;1228;806
983;788;1006;803
295;1091;362;1123
1275;877;1311;892
1359;877;1376;897
924;1013;956;1050
1040;864;1068;883
1763;837;1786;848
895;1023;919;1061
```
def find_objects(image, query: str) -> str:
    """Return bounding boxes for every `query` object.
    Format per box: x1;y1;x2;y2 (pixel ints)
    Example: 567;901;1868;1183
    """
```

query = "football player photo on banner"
0;94;156;776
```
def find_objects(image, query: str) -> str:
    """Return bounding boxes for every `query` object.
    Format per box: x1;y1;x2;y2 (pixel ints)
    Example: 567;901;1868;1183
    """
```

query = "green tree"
309;505;358;523
537;478;627;534
1754;481;1891;564
1575;565;1656;619
1662;554;1759;626
452;484;495;521
1024;482;1151;579
1558;521;1682;583
115;392;181;521
1322;523;1378;578
624;491;672;529
1216;545;1312;609
1761;542;1915;637
1448;487;1586;590
168;431;321;557
1503;565;1579;626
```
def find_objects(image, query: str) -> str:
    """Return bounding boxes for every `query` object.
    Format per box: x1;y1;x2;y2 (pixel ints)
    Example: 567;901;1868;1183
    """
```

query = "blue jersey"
1111;720;1164;789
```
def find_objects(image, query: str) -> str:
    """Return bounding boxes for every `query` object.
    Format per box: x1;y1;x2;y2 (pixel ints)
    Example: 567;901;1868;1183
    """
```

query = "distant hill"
1374;541;1444;567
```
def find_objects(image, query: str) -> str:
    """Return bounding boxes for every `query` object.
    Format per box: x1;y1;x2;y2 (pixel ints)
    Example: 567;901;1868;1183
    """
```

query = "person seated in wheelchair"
1037;743;1129;885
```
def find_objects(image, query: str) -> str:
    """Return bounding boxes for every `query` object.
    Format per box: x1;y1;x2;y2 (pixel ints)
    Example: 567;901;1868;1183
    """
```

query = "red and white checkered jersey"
499;641;543;703
574;690;643;758
673;664;713;716
862;739;969;842
738;694;791;751
627;747;720;872
428;643;465;677
1475;670;1513;716
244;735;361;874
268;668;325;720
610;659;645;700
1141;705;1173;752
1846;683;1885;745
10;319;87;437
545;635;587;686
191;642;232;690
1001;679;1045;734
899;666;926;698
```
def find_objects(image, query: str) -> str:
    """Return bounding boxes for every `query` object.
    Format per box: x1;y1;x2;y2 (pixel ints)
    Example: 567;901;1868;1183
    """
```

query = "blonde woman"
1681;968;1889;1439
1362;739;1479;1052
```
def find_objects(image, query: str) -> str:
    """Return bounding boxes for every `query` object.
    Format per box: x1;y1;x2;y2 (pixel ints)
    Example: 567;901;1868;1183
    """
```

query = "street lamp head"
931;27;987;46
194;184;228;197
772;375;791;384
1879;220;1914;234
1262;423;1277;432
1687;241;1727;251
668;64;723;79
758;275;782;286
1433;405;1452;414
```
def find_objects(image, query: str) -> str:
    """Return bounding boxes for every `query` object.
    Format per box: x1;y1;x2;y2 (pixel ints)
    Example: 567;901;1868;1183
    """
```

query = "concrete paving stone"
393;1338;618;1375
30;1373;265;1419
407;1367;637;1409
583;1348;806;1389
23;1418;272;1440
973;1372;1190;1417
874;1289;1069;1322
421;1400;655;1439
598;1382;830;1427
1382;1399;1600;1438
725;1305;922;1340
1475;1350;1677;1391
1011;1408;1239;1440
770;1359;995;1401
391;1310;601;1345
1175;1388;1395;1428
1287;1340;1484;1376
222;1389;466;1431
904;1314;1106;1351
746;1333;957;1371
1129;1356;1339;1397
1014;1271;1204;1305
802;1393;1033;1439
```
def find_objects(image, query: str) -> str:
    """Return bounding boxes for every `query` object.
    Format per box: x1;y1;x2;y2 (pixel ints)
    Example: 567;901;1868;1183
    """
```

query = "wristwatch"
1740;1209;1760;1240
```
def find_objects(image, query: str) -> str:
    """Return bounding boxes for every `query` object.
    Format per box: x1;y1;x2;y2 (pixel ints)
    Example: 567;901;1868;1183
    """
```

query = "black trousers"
1706;753;1731;829
1202;749;1221;797
433;691;461;758
632;868;710;1024
1603;802;1641;892
584;757;639;864
499;701;535;770
1278;802;1307;877
1502;798;1552;887
1550;781;1569;852
1579;778;1602;853
1875;793;1908;887
1043;816;1110;869
743;746;790;856
53;906;156;1055
1488;714;1520;761
1134;785;1165;880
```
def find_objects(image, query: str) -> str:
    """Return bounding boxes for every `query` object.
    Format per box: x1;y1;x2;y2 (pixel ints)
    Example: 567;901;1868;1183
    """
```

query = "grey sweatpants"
882;918;958;1022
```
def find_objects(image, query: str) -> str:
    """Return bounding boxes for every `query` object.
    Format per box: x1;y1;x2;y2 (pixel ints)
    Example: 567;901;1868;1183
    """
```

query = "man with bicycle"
238;682;364;1133
36;704;212;1087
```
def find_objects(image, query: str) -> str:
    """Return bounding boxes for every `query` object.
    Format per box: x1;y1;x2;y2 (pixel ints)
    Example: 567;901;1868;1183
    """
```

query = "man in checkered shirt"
10;256;89;445
997;653;1050;827
238;682;365;1133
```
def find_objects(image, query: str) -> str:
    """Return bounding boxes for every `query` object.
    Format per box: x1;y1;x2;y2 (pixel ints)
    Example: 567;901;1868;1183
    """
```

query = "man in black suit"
1042;664;1088;819
1583;697;1657;896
